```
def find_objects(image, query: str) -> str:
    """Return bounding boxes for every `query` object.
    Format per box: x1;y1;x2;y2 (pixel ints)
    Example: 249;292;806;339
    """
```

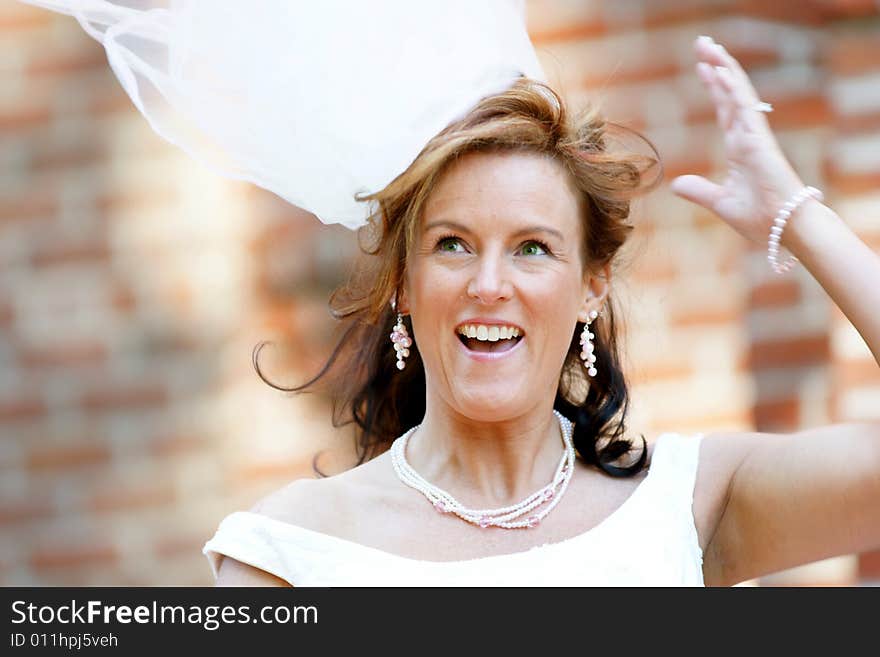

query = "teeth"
456;324;523;341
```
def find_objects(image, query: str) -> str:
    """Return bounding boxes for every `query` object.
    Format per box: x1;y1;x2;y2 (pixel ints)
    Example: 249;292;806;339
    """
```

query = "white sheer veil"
20;0;546;229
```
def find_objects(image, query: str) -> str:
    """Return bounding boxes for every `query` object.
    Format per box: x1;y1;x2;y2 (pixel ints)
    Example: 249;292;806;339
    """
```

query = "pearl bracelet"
767;185;824;274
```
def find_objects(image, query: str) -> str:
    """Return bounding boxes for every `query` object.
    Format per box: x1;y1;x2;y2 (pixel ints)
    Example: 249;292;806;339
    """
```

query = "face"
399;150;609;422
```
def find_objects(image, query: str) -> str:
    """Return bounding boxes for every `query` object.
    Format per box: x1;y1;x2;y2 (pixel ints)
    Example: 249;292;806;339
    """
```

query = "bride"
203;36;880;586
18;1;877;586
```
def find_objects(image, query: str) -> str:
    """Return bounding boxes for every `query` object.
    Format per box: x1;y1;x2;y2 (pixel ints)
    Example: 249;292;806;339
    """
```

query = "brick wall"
529;0;880;586
1;0;877;586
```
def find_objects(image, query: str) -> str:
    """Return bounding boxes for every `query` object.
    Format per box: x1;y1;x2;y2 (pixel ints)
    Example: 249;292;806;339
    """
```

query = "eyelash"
433;233;552;256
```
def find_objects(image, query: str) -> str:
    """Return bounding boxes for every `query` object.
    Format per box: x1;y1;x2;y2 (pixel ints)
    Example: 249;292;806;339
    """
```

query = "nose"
466;249;513;304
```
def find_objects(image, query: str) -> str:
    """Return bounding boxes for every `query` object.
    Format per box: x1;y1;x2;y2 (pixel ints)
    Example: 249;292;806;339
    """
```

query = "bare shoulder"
215;461;389;588
249;477;345;533
690;431;749;544
691;428;784;584
249;452;394;535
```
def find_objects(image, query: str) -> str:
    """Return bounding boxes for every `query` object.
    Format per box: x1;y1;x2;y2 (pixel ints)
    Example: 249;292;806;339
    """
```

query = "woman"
202;36;880;586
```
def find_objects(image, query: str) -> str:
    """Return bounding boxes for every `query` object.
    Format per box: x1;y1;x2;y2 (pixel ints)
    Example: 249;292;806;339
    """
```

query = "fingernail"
698;35;714;43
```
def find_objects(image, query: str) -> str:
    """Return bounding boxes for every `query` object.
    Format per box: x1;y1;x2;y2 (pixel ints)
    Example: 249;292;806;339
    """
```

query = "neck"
403;399;566;507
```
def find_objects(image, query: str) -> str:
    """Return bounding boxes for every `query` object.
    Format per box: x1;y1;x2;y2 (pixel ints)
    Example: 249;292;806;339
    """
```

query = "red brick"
27;47;108;77
660;157;714;181
629;360;693;385
31;141;107;172
95;188;179;216
0;193;57;223
685;104;719;127
671;306;741;328
88;88;133;116
0;302;14;328
583;60;681;89
30;240;111;268
687;89;827;136
110;282;138;314
227;457;314;485
813;0;880;20
529;20;606;45
748;334;831;369
20;341;108;369
837;111;880;135
723;46;782;70
90;481;176;512
652;408;754;433
150;433;209;457
749;279;801;308
0;397;46;422
0;105;51;131
30;543;118;571
825;168;880;195
27;442;112;471
631;258;677;283
768;93;833;130
79;384;168;412
0;5;53;30
828;35;880;76
154;533;208;559
754;397;800;429
835;358;880;388
642;3;728;28
0;497;55;525
733;0;825;24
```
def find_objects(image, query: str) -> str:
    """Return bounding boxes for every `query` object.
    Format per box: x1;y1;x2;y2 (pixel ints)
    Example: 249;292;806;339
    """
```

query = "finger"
670;174;726;212
714;42;761;104
713;64;769;134
693;37;763;134
694;36;760;104
696;61;733;131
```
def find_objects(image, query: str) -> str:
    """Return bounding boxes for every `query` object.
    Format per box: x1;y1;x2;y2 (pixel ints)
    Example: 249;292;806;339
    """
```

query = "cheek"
407;266;458;341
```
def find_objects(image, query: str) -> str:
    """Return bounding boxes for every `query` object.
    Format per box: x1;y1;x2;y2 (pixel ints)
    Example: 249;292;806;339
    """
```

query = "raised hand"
670;35;810;248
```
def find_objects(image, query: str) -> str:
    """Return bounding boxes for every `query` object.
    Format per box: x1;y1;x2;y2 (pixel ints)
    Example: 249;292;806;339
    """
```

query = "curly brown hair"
254;76;661;477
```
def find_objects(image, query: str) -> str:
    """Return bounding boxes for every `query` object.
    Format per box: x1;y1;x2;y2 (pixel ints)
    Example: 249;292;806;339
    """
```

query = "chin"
451;389;527;421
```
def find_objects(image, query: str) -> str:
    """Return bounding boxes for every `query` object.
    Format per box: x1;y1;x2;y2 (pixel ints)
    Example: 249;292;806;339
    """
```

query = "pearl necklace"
390;410;575;529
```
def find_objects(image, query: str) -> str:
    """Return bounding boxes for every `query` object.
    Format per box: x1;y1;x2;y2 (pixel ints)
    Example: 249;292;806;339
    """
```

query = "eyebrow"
422;220;565;243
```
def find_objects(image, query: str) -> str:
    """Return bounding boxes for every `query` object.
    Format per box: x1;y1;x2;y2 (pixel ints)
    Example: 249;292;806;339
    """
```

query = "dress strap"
645;431;706;577
203;511;398;586
649;431;705;495
203;512;295;584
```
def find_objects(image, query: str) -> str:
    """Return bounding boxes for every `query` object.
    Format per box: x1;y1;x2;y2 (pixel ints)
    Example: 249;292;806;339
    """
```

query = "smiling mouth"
456;333;524;353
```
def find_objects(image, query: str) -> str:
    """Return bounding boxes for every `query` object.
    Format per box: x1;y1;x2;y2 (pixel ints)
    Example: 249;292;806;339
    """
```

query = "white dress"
203;426;706;586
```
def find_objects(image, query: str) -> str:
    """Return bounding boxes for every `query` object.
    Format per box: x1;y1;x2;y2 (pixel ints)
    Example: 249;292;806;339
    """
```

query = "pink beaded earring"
390;295;411;371
579;309;599;377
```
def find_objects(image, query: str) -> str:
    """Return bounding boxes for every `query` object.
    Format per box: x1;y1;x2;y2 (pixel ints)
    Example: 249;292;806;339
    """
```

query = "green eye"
438;237;460;251
521;240;548;256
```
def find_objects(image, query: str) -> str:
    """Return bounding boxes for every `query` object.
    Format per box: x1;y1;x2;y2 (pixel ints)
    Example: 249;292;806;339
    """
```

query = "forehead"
421;150;584;228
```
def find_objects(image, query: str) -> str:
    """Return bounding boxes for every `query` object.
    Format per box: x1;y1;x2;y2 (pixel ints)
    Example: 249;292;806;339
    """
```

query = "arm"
673;36;880;586
213;477;337;587
215;556;293;587
213;484;305;588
